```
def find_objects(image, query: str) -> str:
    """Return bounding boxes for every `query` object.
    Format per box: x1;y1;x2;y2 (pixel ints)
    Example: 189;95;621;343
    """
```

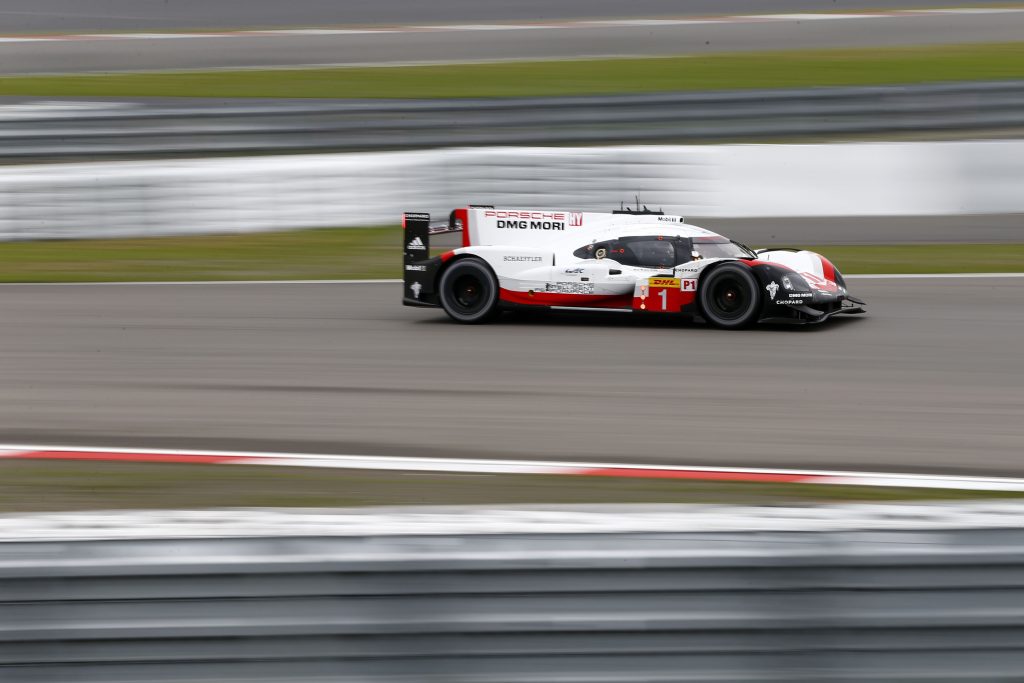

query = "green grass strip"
0;227;1021;282
1;42;1023;98
0;227;399;282
813;243;1024;274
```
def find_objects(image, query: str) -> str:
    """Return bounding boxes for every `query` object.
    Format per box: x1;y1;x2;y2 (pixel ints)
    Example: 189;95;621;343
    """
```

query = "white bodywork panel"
756;250;826;278
465;208;720;258
467;248;638;297
441;208;843;307
458;208;733;287
456;209;750;296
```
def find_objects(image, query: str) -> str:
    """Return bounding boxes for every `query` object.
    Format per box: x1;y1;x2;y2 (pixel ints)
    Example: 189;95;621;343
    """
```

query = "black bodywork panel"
746;262;864;324
402;212;443;307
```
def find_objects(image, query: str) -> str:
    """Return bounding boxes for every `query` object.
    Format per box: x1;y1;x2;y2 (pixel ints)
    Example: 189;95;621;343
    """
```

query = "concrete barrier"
0;140;1021;240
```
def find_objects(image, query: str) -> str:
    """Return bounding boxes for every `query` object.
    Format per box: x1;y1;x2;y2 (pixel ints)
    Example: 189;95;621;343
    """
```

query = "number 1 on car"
638;277;694;313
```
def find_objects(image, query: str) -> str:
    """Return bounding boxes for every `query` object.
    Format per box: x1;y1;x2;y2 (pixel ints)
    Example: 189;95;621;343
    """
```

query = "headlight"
781;273;810;292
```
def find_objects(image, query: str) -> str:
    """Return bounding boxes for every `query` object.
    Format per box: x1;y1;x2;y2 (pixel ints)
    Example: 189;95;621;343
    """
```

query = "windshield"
620;239;677;268
692;238;755;260
573;236;682;268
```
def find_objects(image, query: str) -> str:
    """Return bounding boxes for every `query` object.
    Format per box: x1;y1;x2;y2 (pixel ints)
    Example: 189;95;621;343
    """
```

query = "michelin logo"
407;236;426;251
766;281;779;300
410;281;423;299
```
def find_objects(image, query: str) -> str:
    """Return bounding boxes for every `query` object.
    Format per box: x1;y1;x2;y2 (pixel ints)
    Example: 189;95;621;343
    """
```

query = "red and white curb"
0;7;1020;43
3;445;1024;492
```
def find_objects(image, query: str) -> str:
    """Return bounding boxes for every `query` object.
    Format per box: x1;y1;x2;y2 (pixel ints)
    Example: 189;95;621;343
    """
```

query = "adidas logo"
407;236;426;250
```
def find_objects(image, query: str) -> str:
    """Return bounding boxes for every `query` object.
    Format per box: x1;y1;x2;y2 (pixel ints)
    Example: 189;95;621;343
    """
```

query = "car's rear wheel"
438;258;500;324
699;264;761;329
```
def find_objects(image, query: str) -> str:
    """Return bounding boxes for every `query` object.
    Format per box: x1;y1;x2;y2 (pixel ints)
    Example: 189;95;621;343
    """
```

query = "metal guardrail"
5;504;1024;682
2;80;1024;160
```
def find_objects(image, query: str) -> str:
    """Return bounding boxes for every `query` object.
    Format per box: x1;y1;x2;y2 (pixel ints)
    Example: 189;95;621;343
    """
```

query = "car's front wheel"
699;264;761;329
438;258;500;324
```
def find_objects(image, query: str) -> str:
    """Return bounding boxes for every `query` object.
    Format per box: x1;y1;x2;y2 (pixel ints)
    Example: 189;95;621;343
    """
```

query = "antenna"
612;195;665;216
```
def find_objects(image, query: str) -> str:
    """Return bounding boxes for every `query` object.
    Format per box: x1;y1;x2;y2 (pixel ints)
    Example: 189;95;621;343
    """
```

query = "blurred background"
0;1;1023;681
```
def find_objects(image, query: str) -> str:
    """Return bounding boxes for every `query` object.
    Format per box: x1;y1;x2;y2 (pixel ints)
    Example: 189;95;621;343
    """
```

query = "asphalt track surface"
2;11;1023;74
0;1;1009;33
2;278;1021;476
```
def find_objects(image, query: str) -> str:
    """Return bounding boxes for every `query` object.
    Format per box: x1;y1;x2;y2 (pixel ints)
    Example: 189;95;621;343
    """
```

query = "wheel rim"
452;273;484;311
709;276;749;320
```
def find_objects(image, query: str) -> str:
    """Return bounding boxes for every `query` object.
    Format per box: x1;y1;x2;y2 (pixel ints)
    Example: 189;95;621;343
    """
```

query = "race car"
402;205;865;329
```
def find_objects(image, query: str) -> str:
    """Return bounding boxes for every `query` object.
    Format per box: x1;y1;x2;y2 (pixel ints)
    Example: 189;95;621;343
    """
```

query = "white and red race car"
402;206;865;329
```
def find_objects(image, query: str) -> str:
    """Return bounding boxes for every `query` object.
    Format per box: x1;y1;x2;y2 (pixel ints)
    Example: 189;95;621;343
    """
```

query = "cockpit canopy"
573;235;754;268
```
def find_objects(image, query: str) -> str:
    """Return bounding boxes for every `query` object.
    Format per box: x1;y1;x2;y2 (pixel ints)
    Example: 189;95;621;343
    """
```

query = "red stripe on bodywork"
439;250;455;263
455;208;470;248
577;467;814;483
6;450;243;464
819;255;837;282
499;288;634;309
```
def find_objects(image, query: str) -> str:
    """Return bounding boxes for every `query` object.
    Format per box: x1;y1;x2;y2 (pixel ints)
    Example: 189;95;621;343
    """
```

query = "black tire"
698;264;761;329
438;258;500;324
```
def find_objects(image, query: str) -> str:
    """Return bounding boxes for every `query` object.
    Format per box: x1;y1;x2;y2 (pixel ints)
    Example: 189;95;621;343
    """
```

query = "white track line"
1;274;1021;287
0;8;1020;43
3;444;1024;492
0;54;686;76
0;279;403;286
846;273;1024;279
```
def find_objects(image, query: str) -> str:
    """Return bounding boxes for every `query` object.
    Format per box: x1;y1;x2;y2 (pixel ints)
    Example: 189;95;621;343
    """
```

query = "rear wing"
402;212;431;264
402;211;464;261
429;220;461;236
402;211;465;307
402;212;431;305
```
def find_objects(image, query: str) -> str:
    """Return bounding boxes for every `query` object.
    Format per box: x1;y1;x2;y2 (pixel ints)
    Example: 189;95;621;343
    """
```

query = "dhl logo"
648;277;680;288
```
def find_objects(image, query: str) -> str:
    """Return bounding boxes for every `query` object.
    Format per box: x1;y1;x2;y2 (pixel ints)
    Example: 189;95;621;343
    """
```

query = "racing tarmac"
1;11;1023;74
0;0;1009;33
1;278;1021;476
